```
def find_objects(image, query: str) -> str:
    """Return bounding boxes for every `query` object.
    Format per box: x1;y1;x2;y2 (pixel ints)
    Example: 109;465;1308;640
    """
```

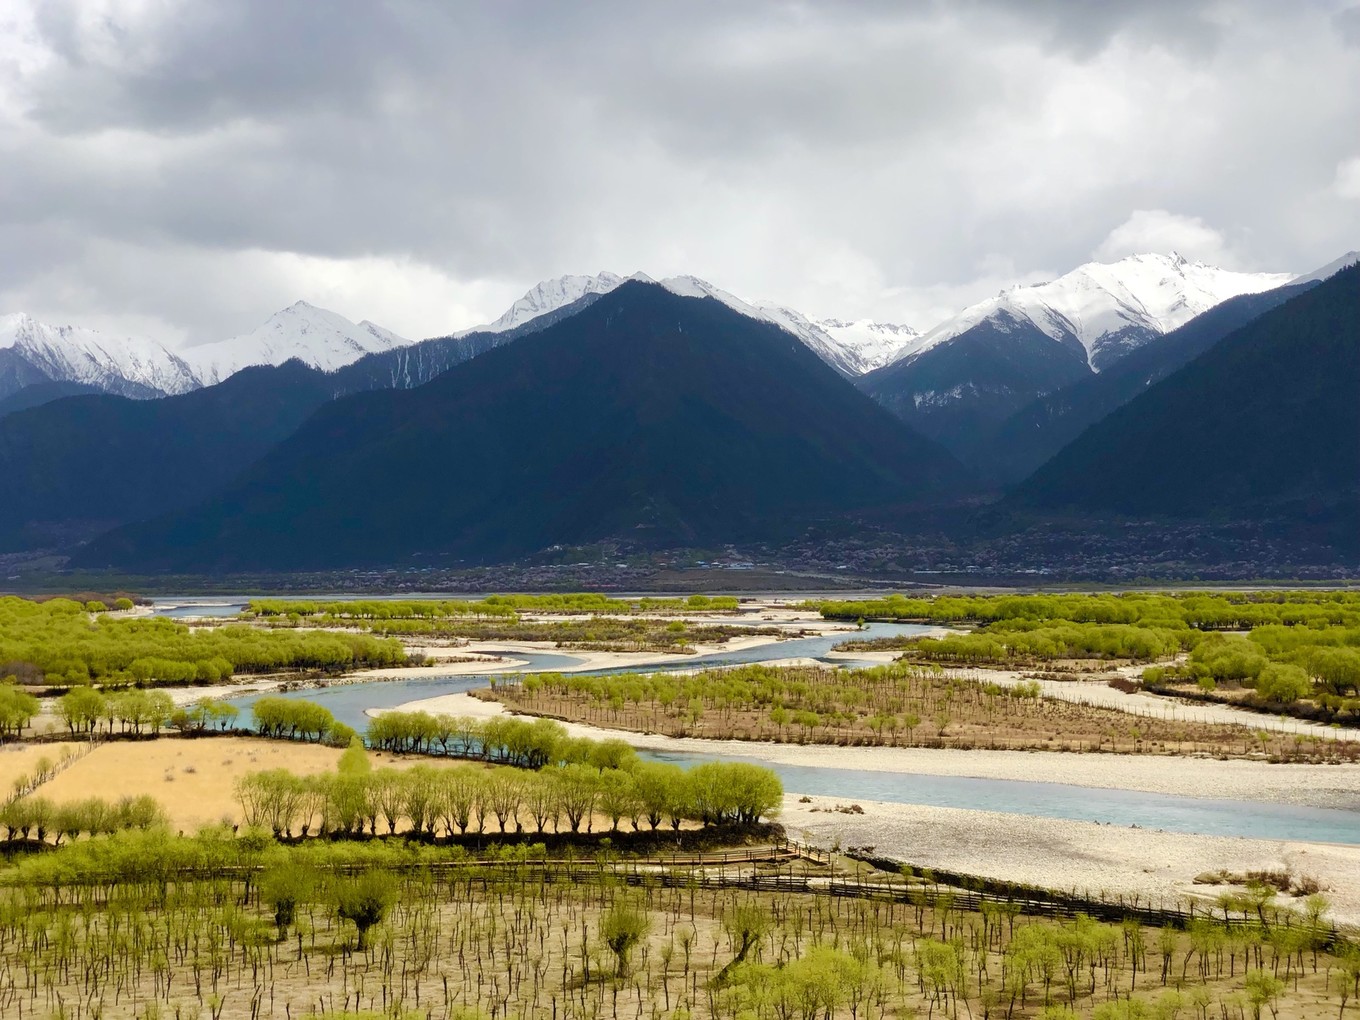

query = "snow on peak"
183;303;411;385
899;252;1296;372
0;313;199;395
458;273;629;337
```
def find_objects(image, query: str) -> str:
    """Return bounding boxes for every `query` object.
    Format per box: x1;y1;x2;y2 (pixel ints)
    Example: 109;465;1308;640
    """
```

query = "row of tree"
237;749;782;839
0;794;165;844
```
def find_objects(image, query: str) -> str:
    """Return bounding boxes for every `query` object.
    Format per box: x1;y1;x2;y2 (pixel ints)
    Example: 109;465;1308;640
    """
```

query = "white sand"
388;691;1360;809
781;794;1360;926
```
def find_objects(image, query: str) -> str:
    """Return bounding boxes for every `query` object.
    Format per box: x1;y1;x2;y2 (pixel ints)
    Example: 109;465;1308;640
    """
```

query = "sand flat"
780;793;1360;927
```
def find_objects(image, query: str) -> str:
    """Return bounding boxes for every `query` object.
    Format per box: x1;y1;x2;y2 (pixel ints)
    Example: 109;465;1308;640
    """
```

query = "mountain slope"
0;314;199;401
856;310;1094;460
0;362;340;550
1011;263;1360;522
78;281;966;571
184;302;410;384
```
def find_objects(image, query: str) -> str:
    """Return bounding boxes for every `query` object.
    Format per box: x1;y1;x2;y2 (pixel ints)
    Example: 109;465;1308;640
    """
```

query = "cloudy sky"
2;0;1358;346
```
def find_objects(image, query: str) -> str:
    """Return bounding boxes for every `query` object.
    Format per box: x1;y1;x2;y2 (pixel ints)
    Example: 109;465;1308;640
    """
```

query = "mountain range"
4;246;1356;574
1;252;1316;419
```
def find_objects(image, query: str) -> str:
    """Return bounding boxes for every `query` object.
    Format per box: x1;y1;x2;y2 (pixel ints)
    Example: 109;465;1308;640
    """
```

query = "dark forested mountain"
855;311;1093;462
976;280;1321;482
77;282;966;571
0;362;340;550
1011;264;1360;529
0;380;104;418
0;296;608;552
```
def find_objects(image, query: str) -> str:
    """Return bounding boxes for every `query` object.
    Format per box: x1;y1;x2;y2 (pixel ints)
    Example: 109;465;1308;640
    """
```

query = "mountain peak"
182;303;410;384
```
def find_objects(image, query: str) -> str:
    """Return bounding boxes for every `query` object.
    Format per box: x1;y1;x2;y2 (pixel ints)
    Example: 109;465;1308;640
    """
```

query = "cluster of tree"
237;740;782;838
248;604;766;652
0;686;40;738
366;709;633;769
816;590;1360;630
478;593;740;614
814;591;1360;714
56;687;175;735
0;596;406;687
903;622;1187;665
0;793;165;844
248;592;740;622
1147;629;1360;712
251;696;357;746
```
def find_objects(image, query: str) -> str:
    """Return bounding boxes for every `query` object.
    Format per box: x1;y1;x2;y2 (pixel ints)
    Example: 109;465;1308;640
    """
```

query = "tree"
1255;663;1312;704
334;872;397;950
261;860;317;940
0;686;40;738
57;687;106;735
599;899;650;977
717;902;772;982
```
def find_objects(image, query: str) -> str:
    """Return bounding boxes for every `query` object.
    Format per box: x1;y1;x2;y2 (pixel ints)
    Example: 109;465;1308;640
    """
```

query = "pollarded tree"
0;686;40;739
632;761;683;831
57;687;105;735
554;763;601;833
599;899;651;978
596;769;639;833
261;859;317;940
483;769;525;833
334;871;397;951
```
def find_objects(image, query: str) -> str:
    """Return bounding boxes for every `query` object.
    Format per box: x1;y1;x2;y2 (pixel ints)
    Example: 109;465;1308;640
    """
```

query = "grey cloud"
2;0;1357;340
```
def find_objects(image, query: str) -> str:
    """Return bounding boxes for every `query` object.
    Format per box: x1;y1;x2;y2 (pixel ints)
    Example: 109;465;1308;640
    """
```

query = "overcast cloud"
1;0;1357;345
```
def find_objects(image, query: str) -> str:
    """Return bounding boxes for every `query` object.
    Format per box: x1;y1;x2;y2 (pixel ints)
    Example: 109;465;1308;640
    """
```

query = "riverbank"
781;793;1360;928
385;690;1360;810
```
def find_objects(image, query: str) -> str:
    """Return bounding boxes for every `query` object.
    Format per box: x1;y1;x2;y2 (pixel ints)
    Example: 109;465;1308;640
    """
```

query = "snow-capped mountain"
0;314;199;401
463;271;920;376
897;253;1294;372
814;319;923;373
184;301;411;386
0;303;412;408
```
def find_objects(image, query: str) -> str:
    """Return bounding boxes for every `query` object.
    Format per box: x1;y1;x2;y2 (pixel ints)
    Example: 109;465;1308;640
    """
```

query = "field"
2;830;1356;1020
483;663;1360;762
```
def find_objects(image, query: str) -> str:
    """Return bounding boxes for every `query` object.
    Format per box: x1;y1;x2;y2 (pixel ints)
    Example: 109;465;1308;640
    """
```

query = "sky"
2;0;1358;347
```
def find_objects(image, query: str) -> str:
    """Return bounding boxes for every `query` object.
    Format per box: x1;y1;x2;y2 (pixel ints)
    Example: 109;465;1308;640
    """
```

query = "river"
208;616;1360;846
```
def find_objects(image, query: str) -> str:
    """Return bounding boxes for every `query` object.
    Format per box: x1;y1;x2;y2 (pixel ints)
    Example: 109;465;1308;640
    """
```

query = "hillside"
976;280;1320;482
77;282;966;570
0;362;339;550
